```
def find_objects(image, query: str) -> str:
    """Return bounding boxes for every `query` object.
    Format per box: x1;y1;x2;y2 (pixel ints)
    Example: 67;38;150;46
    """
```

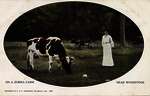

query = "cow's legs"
48;55;53;71
27;50;34;71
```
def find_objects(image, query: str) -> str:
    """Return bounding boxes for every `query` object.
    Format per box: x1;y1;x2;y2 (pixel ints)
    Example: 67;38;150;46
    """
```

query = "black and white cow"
27;37;72;74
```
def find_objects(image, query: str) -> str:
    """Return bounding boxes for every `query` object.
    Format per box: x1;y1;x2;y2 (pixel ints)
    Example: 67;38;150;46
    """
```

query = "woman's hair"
104;30;108;34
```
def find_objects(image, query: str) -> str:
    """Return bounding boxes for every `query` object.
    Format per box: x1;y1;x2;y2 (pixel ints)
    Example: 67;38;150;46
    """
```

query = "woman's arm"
109;36;114;47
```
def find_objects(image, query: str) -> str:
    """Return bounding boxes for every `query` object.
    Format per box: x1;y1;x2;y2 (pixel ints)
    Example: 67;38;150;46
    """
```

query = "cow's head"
66;56;75;65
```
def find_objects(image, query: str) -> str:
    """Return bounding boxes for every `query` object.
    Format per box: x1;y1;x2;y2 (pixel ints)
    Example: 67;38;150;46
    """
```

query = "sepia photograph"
4;1;144;87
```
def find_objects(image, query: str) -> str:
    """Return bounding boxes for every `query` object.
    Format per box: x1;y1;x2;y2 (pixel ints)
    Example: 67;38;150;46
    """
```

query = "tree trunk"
120;15;126;47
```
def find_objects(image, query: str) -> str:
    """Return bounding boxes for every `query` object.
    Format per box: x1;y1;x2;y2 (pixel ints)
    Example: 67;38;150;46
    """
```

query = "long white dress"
102;35;114;66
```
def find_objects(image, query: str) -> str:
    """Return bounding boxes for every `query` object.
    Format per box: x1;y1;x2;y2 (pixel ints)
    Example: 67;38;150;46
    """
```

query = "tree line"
4;2;144;46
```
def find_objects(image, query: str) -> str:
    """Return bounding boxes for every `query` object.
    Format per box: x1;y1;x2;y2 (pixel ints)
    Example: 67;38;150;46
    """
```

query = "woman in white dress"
102;31;114;66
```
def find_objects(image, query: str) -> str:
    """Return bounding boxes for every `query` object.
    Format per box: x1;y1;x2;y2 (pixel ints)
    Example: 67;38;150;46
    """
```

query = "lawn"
4;41;143;87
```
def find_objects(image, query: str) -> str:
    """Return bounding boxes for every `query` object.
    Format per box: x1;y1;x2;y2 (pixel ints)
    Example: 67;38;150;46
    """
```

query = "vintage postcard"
0;0;150;96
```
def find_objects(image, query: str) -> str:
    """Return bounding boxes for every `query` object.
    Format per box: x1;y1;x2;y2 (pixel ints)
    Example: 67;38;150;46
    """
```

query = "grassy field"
4;41;143;87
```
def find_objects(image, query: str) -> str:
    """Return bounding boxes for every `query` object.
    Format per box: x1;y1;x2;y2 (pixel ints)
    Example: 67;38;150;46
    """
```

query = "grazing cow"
27;37;72;74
